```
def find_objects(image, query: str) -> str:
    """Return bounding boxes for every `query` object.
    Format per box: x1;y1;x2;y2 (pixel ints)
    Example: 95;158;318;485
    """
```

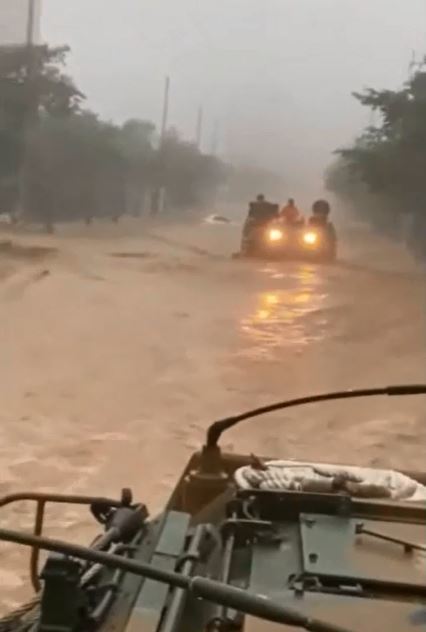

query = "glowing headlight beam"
303;231;318;245
268;228;283;242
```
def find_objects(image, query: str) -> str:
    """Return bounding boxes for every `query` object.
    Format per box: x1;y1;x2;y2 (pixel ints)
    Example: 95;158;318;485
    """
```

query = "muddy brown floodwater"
0;215;425;610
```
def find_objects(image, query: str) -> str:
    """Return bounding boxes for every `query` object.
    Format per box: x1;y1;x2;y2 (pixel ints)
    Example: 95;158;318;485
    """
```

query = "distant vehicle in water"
236;197;338;262
205;214;231;224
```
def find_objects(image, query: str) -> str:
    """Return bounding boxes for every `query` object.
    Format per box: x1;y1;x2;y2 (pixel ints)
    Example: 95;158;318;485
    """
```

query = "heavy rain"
0;0;425;616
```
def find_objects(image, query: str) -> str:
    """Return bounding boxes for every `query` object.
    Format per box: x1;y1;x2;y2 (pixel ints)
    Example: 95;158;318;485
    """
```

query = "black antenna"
205;384;426;448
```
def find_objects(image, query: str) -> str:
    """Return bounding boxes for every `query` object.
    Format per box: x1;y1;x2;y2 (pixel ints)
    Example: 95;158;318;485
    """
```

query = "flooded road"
0;215;425;608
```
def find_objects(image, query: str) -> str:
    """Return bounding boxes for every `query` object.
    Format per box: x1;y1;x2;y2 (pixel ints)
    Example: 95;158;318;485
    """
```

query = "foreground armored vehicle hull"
0;385;425;632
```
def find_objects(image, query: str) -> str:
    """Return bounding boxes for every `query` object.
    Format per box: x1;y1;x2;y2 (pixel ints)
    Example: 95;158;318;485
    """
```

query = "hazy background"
3;0;426;199
0;0;41;43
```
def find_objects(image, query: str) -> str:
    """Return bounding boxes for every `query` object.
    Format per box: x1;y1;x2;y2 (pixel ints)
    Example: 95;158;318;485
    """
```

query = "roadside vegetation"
0;44;280;232
326;57;426;259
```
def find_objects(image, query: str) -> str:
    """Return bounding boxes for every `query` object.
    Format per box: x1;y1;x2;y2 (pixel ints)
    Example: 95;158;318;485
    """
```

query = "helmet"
256;194;265;202
312;199;330;215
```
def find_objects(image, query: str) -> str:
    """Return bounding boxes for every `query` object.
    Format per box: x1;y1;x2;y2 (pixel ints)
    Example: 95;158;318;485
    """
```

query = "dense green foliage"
0;44;234;229
0;45;82;216
326;59;426;256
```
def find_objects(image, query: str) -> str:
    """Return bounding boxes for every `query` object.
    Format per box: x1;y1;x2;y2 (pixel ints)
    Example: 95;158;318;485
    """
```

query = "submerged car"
0;383;425;632
241;218;338;262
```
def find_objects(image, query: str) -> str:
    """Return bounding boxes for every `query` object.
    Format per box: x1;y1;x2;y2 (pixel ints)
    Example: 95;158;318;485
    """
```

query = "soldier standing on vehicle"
309;199;337;241
280;198;303;225
240;194;278;256
245;194;274;223
251;194;267;215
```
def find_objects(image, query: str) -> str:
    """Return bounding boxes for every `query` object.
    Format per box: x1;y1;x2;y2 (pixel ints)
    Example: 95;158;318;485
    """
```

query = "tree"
0;43;232;228
0;45;84;226
117;120;156;216
327;57;426;254
0;45;83;119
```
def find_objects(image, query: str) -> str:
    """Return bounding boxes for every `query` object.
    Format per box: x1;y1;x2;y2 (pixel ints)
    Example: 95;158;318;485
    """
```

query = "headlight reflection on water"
239;268;328;359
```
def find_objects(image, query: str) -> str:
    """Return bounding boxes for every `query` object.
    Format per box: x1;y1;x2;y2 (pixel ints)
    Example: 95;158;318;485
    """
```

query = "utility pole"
160;75;170;143
408;50;417;80
26;0;36;50
196;105;203;150
156;75;170;214
210;119;219;156
16;0;38;225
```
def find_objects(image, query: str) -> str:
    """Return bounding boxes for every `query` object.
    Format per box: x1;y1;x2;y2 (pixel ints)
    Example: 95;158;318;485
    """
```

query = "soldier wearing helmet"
308;199;336;242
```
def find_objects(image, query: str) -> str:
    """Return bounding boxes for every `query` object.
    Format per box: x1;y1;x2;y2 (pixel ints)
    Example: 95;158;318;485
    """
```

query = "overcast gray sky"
39;1;426;191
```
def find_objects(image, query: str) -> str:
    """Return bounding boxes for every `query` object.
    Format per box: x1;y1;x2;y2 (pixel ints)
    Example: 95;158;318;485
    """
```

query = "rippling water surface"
0;216;424;610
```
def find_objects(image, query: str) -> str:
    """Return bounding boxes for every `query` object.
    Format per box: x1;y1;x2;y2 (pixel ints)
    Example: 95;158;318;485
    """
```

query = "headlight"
268;228;283;242
303;231;318;245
